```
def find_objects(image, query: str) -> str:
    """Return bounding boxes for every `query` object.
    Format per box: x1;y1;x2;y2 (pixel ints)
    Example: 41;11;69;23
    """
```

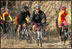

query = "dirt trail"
1;35;71;48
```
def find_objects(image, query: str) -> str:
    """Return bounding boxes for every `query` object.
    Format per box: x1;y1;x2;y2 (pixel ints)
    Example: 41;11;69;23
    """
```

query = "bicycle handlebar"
33;22;49;26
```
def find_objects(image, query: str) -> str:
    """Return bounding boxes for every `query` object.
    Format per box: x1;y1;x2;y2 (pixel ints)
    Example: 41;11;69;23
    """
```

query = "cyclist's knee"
18;25;21;29
64;25;68;32
59;27;62;35
23;23;26;28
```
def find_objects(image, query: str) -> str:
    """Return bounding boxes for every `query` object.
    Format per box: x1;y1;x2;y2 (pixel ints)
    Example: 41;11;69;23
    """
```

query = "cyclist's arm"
58;11;62;24
26;11;30;23
8;14;13;21
67;11;71;20
3;13;5;21
42;12;46;23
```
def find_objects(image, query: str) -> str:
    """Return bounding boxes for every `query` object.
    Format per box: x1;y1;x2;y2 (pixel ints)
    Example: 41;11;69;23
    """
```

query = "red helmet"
61;6;66;10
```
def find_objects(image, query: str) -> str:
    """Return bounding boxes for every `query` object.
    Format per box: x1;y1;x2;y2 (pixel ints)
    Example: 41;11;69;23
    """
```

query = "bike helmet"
23;6;28;10
61;6;66;10
35;5;40;9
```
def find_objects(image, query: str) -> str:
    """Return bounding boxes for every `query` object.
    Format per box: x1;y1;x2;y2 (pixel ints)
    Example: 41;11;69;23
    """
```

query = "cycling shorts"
59;20;67;27
33;24;42;31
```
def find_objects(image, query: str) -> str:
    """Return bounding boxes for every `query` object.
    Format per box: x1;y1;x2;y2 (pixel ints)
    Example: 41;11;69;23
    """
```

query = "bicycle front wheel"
0;27;3;36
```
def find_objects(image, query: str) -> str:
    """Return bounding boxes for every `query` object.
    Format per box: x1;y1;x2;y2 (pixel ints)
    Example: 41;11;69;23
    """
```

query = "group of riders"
0;4;71;42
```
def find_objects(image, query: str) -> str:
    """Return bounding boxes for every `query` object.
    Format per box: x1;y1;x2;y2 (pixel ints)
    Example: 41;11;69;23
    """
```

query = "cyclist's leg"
22;21;27;35
33;25;35;33
63;20;68;40
63;20;68;32
37;28;40;40
17;19;22;36
33;24;38;34
23;23;26;29
59;22;63;41
37;25;42;40
40;26;42;39
15;25;18;33
32;24;38;40
23;23;27;34
17;24;21;36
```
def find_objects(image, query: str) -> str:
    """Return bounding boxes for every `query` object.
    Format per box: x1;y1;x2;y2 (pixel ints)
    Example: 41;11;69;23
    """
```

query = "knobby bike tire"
40;38;42;47
26;34;32;43
0;27;3;36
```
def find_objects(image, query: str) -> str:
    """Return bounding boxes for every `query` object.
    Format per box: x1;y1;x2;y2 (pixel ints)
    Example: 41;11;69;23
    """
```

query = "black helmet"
23;6;28;10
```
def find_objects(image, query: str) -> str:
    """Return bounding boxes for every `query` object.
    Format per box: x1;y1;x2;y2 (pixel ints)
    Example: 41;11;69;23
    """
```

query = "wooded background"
1;0;71;34
1;1;71;48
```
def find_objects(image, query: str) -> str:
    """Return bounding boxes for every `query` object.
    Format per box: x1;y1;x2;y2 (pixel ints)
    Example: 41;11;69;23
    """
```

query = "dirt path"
1;35;71;48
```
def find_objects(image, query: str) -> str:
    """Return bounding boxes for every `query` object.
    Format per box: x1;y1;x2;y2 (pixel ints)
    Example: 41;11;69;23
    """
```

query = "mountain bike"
61;23;71;45
0;20;14;38
19;23;32;43
33;23;48;47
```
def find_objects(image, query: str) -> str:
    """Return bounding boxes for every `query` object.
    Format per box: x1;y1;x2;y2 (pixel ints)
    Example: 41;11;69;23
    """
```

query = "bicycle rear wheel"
40;38;42;47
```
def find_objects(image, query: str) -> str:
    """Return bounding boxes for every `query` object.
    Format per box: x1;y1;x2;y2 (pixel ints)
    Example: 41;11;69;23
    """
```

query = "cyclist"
16;6;30;37
31;4;46;35
58;6;71;41
1;8;13;23
0;8;13;33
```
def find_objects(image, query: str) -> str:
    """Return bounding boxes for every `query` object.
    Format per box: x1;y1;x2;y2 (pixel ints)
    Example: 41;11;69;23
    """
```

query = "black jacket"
31;10;46;23
18;9;30;22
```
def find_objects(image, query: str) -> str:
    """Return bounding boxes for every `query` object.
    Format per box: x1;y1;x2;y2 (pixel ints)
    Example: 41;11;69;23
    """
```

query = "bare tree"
6;0;8;9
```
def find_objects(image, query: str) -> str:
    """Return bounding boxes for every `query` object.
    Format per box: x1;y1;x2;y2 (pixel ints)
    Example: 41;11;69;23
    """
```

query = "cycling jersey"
1;12;13;21
31;10;46;23
58;11;71;23
14;14;19;25
58;11;71;27
17;9;30;25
